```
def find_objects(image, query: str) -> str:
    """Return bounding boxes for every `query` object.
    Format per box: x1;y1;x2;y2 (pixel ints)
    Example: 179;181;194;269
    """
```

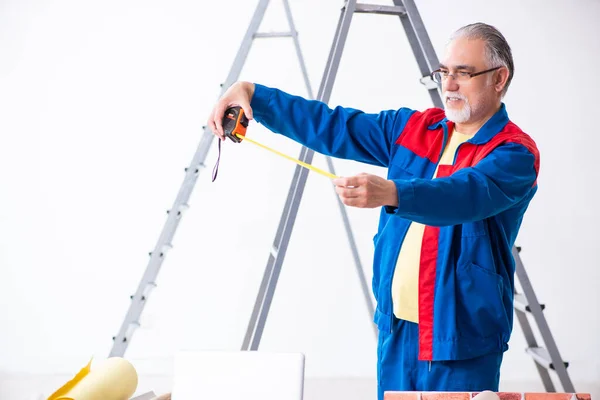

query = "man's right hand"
208;81;255;141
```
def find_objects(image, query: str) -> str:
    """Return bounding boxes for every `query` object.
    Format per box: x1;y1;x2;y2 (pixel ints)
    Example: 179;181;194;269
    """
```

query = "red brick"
498;393;523;400
422;392;471;400
524;393;573;400
384;392;420;400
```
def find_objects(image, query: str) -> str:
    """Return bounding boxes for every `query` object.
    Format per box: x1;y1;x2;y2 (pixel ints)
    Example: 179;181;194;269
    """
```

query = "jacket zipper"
388;122;450;335
421;123;449;365
420;122;449;359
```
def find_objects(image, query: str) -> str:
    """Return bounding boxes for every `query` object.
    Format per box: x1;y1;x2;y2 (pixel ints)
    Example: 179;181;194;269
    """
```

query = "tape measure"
222;106;248;143
212;106;338;181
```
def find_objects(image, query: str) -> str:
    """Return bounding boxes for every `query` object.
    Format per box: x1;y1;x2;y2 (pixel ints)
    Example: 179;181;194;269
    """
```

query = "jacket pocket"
389;159;415;180
455;261;509;339
389;145;426;179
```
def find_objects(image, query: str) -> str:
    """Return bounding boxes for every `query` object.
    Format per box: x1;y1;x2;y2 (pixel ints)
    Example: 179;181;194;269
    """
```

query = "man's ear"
494;67;510;94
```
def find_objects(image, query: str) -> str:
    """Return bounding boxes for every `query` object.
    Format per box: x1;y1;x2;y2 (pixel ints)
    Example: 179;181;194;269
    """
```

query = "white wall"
0;0;598;399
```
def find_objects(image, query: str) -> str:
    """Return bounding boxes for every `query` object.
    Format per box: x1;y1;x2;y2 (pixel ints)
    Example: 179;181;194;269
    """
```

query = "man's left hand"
332;173;399;208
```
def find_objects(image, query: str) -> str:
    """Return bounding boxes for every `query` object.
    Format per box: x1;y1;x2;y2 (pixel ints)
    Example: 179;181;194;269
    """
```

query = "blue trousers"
377;318;503;400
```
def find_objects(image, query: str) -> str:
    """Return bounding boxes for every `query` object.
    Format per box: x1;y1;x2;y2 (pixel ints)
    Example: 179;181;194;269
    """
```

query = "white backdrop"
0;0;599;399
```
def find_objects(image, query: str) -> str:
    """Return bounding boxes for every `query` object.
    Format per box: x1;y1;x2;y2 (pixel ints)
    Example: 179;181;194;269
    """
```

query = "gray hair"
450;23;514;97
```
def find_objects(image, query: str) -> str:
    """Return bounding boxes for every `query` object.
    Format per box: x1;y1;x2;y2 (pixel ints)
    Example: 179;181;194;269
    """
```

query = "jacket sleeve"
386;142;539;226
250;83;415;168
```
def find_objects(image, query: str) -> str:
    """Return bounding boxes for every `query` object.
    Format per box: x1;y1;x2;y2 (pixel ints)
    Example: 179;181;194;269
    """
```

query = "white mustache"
444;92;467;101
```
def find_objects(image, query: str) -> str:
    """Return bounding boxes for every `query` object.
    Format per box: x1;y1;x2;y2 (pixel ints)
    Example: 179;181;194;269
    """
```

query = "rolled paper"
47;357;138;400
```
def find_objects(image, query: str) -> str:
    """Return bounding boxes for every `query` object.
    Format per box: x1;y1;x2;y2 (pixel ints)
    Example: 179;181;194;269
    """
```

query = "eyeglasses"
430;66;502;84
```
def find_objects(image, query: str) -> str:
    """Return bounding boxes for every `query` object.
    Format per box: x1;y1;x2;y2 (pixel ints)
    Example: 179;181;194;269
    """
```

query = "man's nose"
443;75;460;92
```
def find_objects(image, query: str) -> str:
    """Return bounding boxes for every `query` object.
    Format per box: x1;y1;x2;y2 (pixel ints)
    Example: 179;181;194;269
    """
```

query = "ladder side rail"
394;0;444;108
513;247;575;392
242;0;359;351
110;0;272;357
514;298;557;391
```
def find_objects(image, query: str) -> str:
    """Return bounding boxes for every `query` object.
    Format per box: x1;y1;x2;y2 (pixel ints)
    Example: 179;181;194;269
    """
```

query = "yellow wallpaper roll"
48;357;138;400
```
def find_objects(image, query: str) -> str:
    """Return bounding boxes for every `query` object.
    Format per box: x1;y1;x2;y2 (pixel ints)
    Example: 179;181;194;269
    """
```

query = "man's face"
440;37;498;124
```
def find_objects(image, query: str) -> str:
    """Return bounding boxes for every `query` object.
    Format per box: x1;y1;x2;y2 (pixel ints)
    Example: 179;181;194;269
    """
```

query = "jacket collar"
429;103;510;145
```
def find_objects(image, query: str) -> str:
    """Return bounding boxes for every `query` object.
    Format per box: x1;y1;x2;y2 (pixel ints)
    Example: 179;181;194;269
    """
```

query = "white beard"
444;91;471;123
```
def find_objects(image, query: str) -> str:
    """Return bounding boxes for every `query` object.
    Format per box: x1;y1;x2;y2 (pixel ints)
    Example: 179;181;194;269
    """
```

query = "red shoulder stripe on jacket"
470;122;540;184
395;108;448;163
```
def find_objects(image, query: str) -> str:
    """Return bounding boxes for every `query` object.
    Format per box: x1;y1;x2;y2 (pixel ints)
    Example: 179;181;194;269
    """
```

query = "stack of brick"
385;392;592;400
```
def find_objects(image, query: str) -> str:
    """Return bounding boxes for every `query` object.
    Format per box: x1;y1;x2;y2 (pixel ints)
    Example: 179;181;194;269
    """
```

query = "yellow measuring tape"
235;133;338;179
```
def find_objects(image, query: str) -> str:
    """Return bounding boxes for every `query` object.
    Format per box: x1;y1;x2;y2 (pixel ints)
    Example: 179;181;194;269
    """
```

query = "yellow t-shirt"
391;128;473;323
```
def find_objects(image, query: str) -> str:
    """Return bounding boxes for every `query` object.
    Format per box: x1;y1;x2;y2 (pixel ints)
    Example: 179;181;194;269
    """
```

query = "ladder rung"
419;75;438;90
355;4;406;16
184;166;203;173
149;244;173;258
254;32;294;38
160;244;173;256
514;293;545;313
527;347;569;370
117;321;141;343
168;204;190;217
142;282;157;300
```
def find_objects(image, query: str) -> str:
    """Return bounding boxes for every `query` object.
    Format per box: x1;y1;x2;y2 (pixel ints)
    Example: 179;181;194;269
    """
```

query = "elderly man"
208;23;539;396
